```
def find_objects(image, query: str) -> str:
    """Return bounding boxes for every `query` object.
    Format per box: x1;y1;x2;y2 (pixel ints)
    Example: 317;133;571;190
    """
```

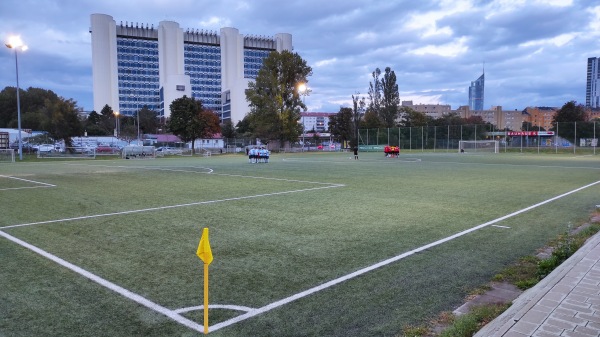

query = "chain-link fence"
356;122;599;154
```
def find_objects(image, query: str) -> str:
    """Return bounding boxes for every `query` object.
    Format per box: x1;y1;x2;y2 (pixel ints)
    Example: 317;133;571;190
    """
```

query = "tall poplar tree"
367;68;382;119
380;67;400;127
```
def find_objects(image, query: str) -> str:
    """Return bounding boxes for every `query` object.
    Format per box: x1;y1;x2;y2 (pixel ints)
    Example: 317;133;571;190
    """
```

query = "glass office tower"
468;73;484;111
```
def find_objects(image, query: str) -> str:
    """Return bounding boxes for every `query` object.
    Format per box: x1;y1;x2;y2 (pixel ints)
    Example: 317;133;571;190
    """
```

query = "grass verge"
399;213;600;337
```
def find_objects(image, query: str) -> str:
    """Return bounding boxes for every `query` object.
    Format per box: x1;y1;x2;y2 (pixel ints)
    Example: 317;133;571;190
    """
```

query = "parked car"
156;147;183;155
95;145;115;153
9;142;38;153
37;144;55;153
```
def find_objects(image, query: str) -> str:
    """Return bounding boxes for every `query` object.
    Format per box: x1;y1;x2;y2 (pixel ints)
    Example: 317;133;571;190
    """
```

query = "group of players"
248;147;270;163
384;145;400;158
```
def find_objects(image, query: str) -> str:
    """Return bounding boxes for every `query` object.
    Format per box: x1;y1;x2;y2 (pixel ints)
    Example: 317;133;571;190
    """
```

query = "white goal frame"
458;140;499;153
122;146;156;159
0;149;15;163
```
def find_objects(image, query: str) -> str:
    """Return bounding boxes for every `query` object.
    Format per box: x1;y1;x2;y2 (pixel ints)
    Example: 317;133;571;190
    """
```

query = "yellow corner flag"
197;228;213;265
197;228;213;334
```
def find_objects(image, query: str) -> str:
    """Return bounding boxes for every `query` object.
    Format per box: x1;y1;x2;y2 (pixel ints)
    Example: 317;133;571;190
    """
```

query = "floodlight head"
297;83;307;94
5;36;26;50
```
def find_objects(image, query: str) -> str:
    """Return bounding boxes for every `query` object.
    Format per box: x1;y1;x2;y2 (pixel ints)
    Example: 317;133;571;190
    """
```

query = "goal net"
458;140;499;153
0;149;15;163
122;146;156;159
180;148;193;156
37;147;97;159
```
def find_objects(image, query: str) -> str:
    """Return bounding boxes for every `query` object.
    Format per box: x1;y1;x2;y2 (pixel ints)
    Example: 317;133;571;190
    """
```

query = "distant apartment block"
456;105;527;131
523;107;557;131
401;101;451;119
301;112;336;133
586;57;600;108
468;73;485;111
90;13;292;123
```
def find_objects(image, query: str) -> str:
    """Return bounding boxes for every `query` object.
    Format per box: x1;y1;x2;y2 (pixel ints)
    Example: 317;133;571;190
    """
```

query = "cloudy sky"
1;0;599;113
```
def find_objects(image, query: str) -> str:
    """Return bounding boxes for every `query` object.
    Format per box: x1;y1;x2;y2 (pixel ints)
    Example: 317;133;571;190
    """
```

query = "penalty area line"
0;184;344;230
0;229;205;333
209;179;600;332
0;174;56;189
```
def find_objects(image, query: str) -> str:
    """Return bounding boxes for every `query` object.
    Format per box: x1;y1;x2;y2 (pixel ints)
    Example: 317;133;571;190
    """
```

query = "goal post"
122;146;156;159
458;140;499;153
0;149;15;163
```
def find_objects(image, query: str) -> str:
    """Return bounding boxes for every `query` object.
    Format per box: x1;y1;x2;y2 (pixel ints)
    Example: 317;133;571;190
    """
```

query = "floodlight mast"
298;83;308;150
5;36;27;161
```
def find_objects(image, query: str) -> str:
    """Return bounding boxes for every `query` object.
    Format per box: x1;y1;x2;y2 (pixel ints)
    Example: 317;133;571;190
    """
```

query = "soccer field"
1;152;599;336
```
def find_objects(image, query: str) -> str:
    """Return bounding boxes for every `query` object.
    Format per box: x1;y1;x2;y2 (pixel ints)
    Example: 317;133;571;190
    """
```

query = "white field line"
2;178;598;333
208;179;600;332
423;160;600;171
282;157;600;170
0;186;54;191
281;157;422;164
174;304;254;314
0;174;56;191
69;163;337;185
0;184;343;230
66;163;215;174
492;225;511;229
0;230;205;334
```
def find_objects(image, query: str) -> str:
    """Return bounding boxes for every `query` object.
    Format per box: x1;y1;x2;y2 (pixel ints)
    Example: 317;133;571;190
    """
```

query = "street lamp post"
5;36;28;161
298;83;307;151
114;111;120;138
136;111;140;144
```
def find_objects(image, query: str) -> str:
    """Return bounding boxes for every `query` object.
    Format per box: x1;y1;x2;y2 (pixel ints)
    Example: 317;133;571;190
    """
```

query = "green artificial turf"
1;151;599;336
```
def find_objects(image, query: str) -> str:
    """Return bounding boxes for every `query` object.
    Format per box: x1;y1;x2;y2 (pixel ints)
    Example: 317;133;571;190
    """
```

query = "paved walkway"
475;231;600;337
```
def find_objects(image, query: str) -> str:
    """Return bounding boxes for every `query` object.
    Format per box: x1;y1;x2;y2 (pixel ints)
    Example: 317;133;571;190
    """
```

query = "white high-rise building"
90;14;292;123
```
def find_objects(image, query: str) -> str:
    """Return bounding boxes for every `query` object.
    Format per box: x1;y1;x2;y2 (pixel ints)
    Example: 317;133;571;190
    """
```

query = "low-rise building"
401;101;452;119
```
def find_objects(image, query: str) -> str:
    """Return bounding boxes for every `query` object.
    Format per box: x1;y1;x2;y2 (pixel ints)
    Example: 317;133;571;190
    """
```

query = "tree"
464;116;486;125
367;68;382;120
552;101;588;124
84;111;105;136
41;97;83;147
118;116;137;140
521;121;534;131
380;67;400;127
97;104;117;136
361;110;384;129
351;94;366;147
221;120;236;139
137;106;159;135
329;107;354;147
235;116;254;138
246;50;312;147
399;107;431;127
167;96;220;154
0;87;22;128
0;86;83;144
551;101;591;141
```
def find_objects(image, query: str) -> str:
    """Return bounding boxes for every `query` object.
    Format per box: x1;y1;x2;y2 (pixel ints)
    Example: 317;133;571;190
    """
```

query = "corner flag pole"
196;228;213;334
203;262;209;334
